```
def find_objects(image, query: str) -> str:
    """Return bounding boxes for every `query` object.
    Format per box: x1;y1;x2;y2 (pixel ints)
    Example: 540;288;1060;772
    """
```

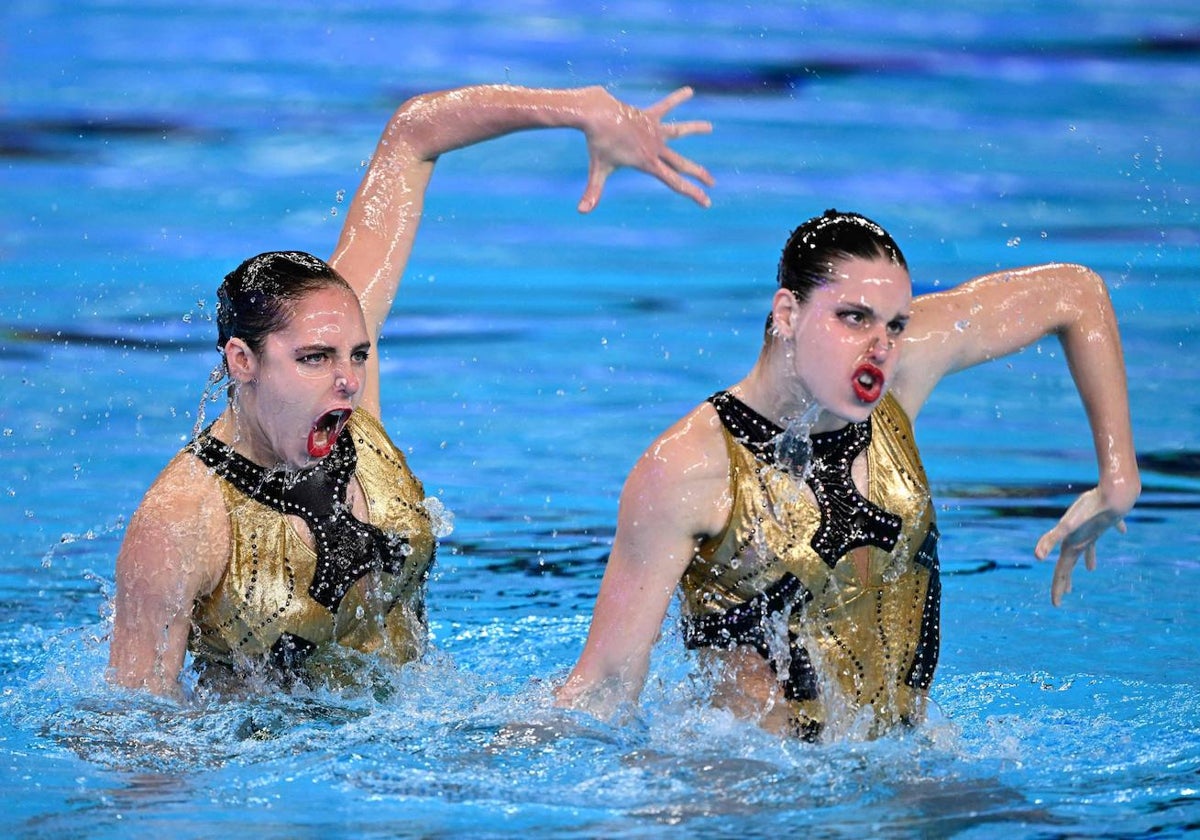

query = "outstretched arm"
894;263;1141;605
328;84;714;416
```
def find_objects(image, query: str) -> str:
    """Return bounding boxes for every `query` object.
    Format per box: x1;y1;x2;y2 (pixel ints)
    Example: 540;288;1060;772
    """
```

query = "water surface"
2;2;1198;837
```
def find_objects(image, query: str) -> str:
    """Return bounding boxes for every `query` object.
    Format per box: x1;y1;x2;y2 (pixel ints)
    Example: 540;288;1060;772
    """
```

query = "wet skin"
771;256;912;433
219;285;371;469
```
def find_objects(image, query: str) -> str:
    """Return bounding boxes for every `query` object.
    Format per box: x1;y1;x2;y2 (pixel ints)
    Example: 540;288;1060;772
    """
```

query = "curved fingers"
578;158;614;214
1050;545;1079;606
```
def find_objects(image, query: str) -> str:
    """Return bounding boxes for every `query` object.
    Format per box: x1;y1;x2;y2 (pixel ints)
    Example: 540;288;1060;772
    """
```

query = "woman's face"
232;284;370;468
778;255;912;430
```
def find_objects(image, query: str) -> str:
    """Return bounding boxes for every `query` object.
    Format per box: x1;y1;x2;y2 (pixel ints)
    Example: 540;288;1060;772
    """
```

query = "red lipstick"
852;363;884;403
307;408;351;458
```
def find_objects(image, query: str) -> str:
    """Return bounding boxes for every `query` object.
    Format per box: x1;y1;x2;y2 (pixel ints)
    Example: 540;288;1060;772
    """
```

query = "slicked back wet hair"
215;251;353;357
777;209;908;304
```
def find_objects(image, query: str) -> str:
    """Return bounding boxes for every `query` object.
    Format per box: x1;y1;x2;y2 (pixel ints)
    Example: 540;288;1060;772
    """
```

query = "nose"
867;329;894;363
334;366;360;396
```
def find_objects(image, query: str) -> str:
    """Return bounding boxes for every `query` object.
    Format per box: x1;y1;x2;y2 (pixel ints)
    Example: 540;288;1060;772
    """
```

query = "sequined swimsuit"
186;408;436;681
680;391;940;739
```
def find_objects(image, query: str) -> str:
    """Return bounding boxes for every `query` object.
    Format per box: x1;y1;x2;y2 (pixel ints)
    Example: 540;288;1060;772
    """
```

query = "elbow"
1048;263;1119;342
1061;263;1113;307
383;93;445;160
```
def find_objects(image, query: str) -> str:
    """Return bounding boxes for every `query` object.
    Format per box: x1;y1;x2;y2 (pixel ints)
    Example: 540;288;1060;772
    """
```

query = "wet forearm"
384;84;609;162
1057;266;1141;502
331;85;610;331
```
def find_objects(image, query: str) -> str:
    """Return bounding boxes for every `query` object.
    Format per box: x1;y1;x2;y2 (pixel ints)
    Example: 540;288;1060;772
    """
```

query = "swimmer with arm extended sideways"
556;210;1138;739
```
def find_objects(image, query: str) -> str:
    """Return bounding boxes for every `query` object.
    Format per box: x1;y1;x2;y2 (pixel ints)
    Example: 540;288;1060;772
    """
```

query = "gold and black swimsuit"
680;391;940;739
186;409;436;681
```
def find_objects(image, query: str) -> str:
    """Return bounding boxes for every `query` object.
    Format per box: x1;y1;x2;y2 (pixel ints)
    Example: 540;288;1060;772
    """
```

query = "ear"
223;338;259;384
769;288;801;341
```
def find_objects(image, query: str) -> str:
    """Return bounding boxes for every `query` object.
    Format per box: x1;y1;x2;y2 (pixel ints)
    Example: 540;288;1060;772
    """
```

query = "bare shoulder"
891;286;978;418
621;401;731;538
110;451;232;691
139;449;226;519
119;450;230;594
630;401;727;479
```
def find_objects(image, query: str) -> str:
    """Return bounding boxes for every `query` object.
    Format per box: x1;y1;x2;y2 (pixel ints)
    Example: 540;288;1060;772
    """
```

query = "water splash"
772;402;822;483
192;361;228;440
423;495;456;538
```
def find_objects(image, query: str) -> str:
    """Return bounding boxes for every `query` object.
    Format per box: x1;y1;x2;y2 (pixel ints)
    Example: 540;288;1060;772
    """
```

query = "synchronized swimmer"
105;83;1137;743
556;210;1138;739
107;83;713;698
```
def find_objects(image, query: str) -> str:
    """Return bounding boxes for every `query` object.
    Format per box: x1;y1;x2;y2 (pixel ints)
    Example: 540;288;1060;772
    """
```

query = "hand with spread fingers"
577;85;714;212
559;216;1140;740
108;81;715;699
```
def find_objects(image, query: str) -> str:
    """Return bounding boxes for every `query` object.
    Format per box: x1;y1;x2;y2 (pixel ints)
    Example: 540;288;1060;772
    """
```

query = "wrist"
567;85;614;133
1099;470;1141;512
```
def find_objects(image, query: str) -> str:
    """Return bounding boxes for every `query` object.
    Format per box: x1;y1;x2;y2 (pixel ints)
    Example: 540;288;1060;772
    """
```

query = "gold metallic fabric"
191;409;436;673
682;394;939;734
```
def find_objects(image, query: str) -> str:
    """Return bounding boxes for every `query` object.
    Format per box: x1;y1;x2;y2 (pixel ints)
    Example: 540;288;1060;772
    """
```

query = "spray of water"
772;401;822;482
192;361;229;440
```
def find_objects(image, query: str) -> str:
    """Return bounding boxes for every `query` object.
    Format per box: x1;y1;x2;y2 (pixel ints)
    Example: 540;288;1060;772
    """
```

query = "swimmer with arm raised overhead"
108;84;713;698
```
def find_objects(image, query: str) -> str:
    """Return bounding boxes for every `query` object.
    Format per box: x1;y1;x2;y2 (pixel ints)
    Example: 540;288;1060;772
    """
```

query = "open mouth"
852;363;885;404
307;408;352;458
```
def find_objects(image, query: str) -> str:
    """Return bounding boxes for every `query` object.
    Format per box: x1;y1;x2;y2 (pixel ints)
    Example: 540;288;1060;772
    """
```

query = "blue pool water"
3;1;1199;836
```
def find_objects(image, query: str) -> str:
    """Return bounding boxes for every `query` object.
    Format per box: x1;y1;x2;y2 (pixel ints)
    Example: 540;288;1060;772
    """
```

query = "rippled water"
3;1;1199;837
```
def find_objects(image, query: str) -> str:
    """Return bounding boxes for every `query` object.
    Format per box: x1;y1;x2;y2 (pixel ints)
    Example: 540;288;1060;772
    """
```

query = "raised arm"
894;263;1141;604
328;84;713;416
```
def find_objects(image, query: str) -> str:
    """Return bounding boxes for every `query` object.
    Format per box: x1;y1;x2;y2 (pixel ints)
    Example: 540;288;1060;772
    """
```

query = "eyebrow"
839;302;911;321
293;341;372;355
293;343;335;355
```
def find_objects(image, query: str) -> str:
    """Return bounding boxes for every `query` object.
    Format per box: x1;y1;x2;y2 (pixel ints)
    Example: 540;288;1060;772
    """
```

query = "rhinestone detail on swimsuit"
189;424;412;612
706;391;902;567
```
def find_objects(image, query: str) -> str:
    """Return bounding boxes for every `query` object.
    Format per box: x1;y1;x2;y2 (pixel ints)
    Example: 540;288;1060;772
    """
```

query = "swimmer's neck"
730;370;846;434
208;408;314;472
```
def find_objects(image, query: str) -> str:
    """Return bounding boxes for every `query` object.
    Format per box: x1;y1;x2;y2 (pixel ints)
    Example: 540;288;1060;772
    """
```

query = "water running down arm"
107;455;229;696
556;406;729;717
893;262;1140;605
326;84;714;418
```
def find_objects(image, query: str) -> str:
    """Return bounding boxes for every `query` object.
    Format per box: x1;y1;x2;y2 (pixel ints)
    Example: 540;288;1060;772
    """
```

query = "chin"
287;449;321;470
832;403;875;425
